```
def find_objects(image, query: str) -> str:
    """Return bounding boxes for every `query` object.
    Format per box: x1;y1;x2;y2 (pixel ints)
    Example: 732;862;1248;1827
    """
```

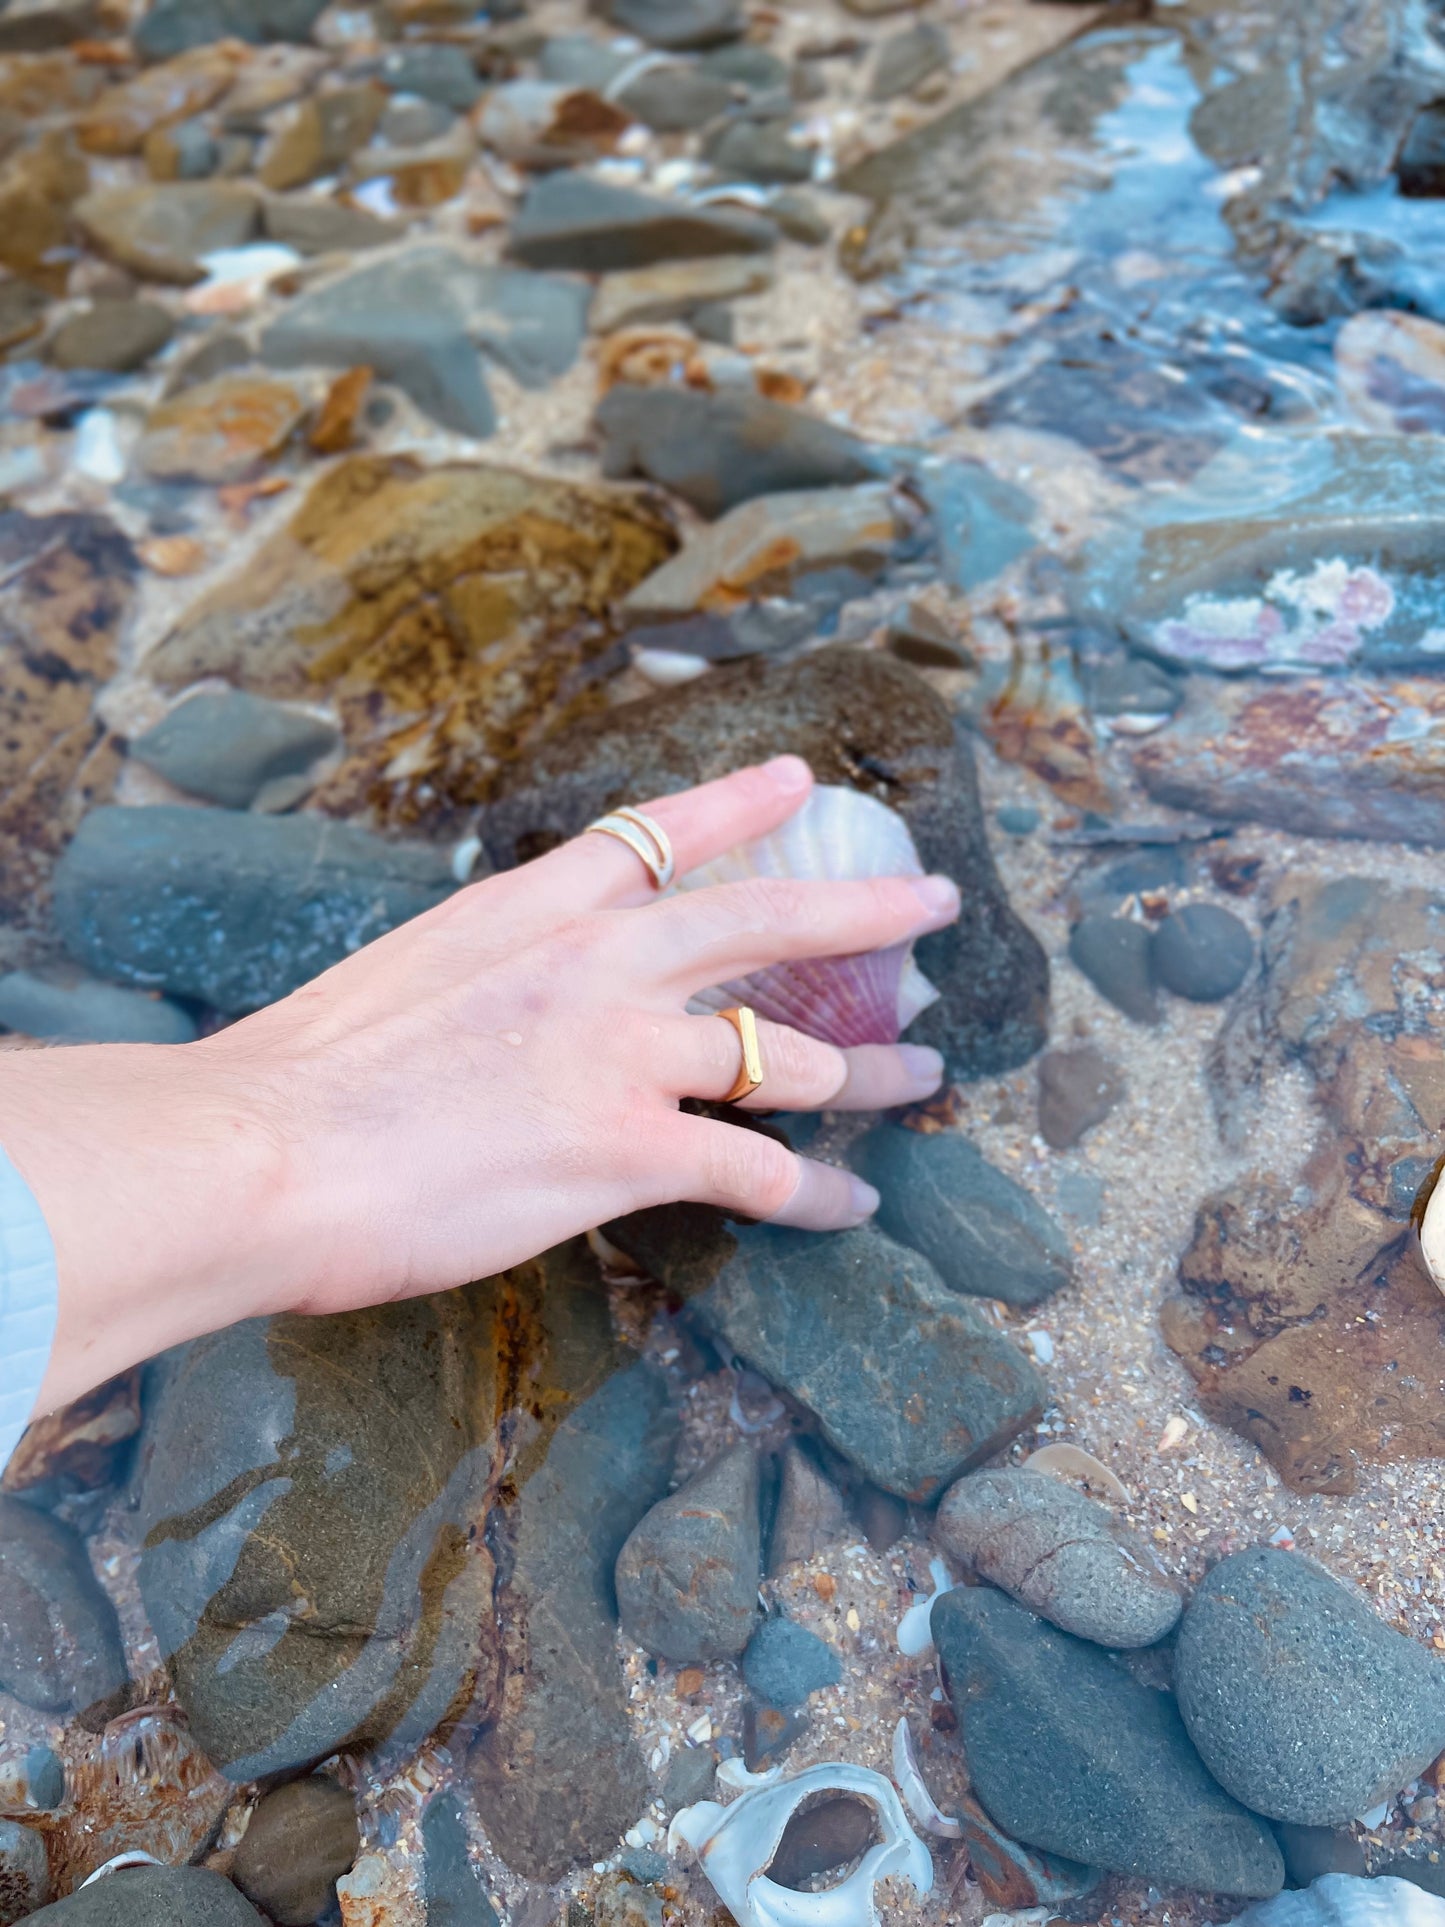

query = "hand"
6;756;957;1414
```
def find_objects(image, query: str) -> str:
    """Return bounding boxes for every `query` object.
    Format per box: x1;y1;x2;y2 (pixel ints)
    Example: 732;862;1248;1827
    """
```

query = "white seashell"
891;1718;962;1840
896;1556;953;1657
669;1759;933;1927
81;1853;165;1887
1226;1874;1445;1925
1413;1154;1445;1293
678;786;940;1049
1024;1443;1130;1505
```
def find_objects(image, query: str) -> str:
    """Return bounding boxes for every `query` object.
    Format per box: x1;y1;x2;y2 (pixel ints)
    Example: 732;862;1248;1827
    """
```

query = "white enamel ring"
584;806;676;890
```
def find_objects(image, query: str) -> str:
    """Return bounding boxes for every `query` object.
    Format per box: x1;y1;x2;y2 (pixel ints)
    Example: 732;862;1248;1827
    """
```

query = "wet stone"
2;1744;65;1811
507;172;775;273
615;64;734;135
261;196;402;256
597;385;881;519
422;1791;499;1927
0;132;92;292
232;1779;359;1926
261;245;588;439
136;373;306;484
258;85;384;193
0;0;99;52
959;1795;1098;1912
378;43;482;112
1067;914;1159;1024
26;1866;268;1924
46;300;173;374
52;806;455;1013
1087;656;1182;721
616;1443;761;1663
0;1493;128;1723
1037;1043;1124;1151
591;256;773;334
76;44;243;159
0;966;196;1044
598;0;743;52
703;117;815;185
0;1817;48;1922
909;459;1035;593
0;279;49;356
595;1873;663;1927
144;119;221;182
932;1587;1284;1899
1176;1547;1445;1827
662;1747;715;1812
869;21;949;101
379;95;455;148
483;649;1049;1078
134;0;329;59
934;1468;1182;1649
1152;902;1254;1002
130;689;340;811
768;1441;847;1574
609;1214;1044;1501
855;1120;1072;1310
741;1615;841;1708
538;37;631;92
767;1797;875;1889
74;182;260;285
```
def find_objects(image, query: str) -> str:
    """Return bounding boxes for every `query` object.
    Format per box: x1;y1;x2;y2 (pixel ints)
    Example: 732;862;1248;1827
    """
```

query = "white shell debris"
1226;1874;1445;1925
1415;1157;1445;1292
1024;1443;1130;1505
890;1718;962;1840
896;1557;953;1657
669;1760;933;1927
81;1852;165;1886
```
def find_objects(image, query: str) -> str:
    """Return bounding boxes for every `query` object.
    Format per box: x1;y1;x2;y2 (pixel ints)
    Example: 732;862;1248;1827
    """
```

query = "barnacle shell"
1411;1151;1445;1293
1226;1873;1445;1924
679;785;940;1049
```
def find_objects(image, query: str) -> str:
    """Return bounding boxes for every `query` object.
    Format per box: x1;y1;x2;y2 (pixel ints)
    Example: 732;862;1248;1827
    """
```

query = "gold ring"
585;806;675;890
717;1005;763;1104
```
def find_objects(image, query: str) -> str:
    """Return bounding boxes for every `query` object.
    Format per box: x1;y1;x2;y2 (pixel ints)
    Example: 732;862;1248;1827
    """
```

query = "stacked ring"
716;1005;763;1104
585;806;676;890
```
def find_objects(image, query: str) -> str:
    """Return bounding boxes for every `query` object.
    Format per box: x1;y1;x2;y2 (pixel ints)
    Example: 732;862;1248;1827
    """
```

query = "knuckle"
706;1128;796;1217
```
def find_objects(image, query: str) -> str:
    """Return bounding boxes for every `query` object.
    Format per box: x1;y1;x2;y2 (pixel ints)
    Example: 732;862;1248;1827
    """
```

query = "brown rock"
768;1797;876;1887
590;254;775;334
232;1779;359;1926
0;132;88;291
1133;676;1445;846
3;1370;141;1495
960;1794;1098;1910
143;454;674;822
76;42;243;157
137;371;306;483
309;364;371;454
768;1441;847;1575
0;0;102;51
46;297;173;372
74;180;260;284
0;50;104;118
217;46;328;131
259;84;385;192
1037;1043;1123;1149
0;276;47;353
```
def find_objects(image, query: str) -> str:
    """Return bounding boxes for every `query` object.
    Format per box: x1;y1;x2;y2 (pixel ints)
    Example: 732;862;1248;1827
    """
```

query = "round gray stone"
48;299;174;373
1153;903;1254;1002
741;1615;841;1708
1068;915;1160;1023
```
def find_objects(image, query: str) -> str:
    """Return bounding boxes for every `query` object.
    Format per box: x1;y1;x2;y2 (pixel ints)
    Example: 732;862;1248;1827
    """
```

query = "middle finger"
660;1011;945;1113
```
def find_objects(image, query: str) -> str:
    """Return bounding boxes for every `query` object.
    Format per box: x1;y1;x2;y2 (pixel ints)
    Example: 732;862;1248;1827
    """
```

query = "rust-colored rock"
74;180;260;284
76;41;243;156
259;83;384;192
0;131;88;290
309;364;372;454
136;371;307;483
143;453;674;823
1163;874;1445;1493
2;1370;141;1495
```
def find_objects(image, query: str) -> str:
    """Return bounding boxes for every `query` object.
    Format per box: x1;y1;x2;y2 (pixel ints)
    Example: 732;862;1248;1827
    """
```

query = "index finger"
525;756;816;910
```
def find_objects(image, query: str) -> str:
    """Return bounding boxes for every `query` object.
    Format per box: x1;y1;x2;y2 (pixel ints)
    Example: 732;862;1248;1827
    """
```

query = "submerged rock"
932;1587;1284;1898
422;1792;499;1927
0;1818;48;1920
231;1779;359;1927
608;1213;1044;1501
1152;902;1254;1002
615;1444;761;1662
591;255;774;333
134;0;329;57
508;172;774;272
481;650;1049;1079
54;807;454;1013
47;300;174;373
854;1121;1071;1308
934;1467;1182;1648
0;967;195;1044
1177;1548;1445;1827
74;182;260;284
870;21;950;101
26;1866;267;1923
767;1442;848;1573
130;689;340;812
599;0;742;50
741;1615;841;1708
597;385;882;518
1067;915;1159;1023
1037;1043;1124;1151
0;1494;128;1723
136;374;307;485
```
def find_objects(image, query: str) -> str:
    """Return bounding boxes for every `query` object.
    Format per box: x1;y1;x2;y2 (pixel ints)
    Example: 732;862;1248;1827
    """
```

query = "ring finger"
662;1010;945;1113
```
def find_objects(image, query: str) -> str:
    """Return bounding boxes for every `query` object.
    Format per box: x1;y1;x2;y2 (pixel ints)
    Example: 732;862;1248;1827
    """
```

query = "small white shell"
891;1718;962;1840
1414;1156;1445;1293
1226;1874;1445;1925
679;786;940;1049
81;1853;165;1887
895;1556;953;1657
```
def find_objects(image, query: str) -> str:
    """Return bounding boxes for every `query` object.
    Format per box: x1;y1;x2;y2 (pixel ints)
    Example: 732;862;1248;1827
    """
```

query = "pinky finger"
665;1113;880;1231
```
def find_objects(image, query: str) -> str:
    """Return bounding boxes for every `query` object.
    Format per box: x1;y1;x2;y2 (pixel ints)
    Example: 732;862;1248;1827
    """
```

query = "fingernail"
761;754;811;793
911;875;960;927
846;1176;880;1223
898;1044;945;1096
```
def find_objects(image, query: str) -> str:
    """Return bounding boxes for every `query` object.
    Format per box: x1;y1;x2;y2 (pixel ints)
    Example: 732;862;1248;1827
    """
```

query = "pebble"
144;118;221;181
600;0;744;51
377;42;482;111
597;385;881;517
52;805;455;1013
741;1615;842;1708
767;1797;874;1888
1176;1547;1445;1827
1067;913;1160;1023
76;43;243;158
47;299;174;373
0;967;196;1044
591;255;773;334
661;1747;715;1813
615;63;734;134
0;280;47;356
869;21;950;100
703;44;789;92
996;804;1040;835
855;1120;1073;1309
1036;1042;1125;1150
74;183;261;285
615;1443;762;1662
0;1493;128;1722
538;37;631;92
258;84;383;192
136;372;306;484
231;1779;359;1926
130;688;339;811
1088;655;1183;720
1152;902;1255;1002
934;1467;1183;1648
25;1865;268;1924
507;171;775;272
703;117;815;185
0;1817;49;1922
422;1791;500;1927
932;1587;1285;1899
378;94;455;148
261;196;402;255
767;1440;848;1574
0;1745;65;1813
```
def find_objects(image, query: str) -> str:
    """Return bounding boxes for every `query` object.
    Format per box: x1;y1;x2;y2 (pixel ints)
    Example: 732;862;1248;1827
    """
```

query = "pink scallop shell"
678;784;940;1048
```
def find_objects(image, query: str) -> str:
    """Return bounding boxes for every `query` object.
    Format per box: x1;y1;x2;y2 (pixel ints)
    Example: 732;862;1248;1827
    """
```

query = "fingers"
662;1112;880;1230
631;873;961;993
661;1012;944;1112
523;757;816;912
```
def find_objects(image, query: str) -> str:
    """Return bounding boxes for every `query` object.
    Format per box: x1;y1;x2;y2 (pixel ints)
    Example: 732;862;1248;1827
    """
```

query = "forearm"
0;1038;298;1415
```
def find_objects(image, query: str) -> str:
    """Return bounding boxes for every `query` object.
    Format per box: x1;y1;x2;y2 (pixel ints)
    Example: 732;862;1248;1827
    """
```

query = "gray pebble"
0;1817;49;1922
996;804;1040;835
768;1442;847;1574
1176;1547;1445;1826
47;299;174;373
741;1616;840;1708
661;1746;715;1812
934;1467;1182;1648
1037;1043;1124;1151
616;1444;761;1662
704;116;815;184
378;94;455;148
130;688;340;811
868;21;948;101
619;1849;669;1884
1153;902;1254;1002
616;64;733;133
1068;914;1160;1023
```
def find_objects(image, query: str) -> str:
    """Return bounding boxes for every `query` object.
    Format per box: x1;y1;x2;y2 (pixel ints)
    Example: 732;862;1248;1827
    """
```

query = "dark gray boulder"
25;1867;266;1925
0;1494;128;1724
